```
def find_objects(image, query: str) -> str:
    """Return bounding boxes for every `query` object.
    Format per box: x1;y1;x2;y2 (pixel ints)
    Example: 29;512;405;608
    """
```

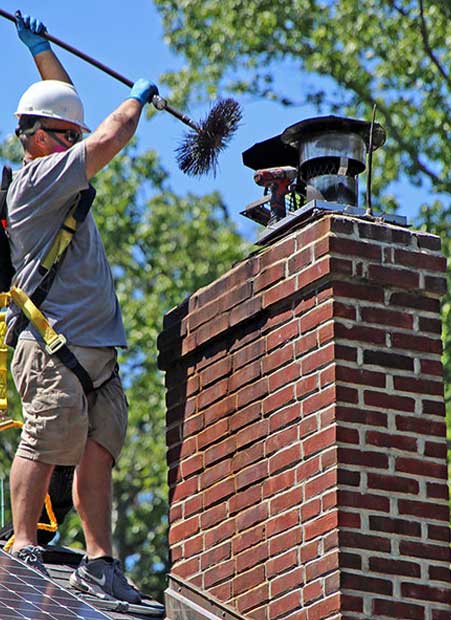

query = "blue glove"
16;12;50;56
127;79;159;106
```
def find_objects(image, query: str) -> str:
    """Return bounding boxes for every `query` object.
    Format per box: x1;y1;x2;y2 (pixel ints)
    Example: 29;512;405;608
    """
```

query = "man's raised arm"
16;12;73;84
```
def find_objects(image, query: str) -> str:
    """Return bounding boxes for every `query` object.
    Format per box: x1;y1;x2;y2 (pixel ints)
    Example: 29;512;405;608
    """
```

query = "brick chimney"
158;213;451;620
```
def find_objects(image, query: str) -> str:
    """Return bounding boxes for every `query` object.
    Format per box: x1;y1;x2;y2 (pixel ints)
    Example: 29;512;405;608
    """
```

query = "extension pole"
0;8;200;132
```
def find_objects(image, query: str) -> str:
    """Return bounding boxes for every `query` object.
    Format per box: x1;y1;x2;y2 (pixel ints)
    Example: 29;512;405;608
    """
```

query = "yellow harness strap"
0;292;10;413
9;287;66;355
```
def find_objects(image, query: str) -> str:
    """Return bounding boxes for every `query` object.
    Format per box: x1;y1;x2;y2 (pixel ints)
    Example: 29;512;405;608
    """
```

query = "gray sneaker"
69;556;141;604
13;545;49;577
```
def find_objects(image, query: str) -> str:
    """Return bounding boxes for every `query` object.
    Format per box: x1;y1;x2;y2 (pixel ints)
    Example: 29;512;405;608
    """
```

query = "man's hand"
127;79;159;106
16;12;51;57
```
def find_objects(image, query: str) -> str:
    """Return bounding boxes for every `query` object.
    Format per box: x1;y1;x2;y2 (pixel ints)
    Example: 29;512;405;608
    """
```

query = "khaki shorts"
11;340;128;466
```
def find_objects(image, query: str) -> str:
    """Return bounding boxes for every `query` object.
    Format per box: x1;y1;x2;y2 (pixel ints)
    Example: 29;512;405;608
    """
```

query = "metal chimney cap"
281;115;386;152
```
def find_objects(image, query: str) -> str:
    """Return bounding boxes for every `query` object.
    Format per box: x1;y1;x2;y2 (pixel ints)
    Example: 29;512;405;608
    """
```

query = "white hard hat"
15;80;90;132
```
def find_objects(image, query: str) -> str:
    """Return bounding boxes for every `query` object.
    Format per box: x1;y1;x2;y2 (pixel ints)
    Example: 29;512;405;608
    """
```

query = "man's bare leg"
73;438;113;558
10;455;53;552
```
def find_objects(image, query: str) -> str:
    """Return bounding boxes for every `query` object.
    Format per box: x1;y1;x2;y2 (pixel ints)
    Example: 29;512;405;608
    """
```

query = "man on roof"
5;12;156;605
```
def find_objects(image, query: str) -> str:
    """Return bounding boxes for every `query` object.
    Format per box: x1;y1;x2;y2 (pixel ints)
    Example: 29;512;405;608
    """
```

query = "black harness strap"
0;167;14;293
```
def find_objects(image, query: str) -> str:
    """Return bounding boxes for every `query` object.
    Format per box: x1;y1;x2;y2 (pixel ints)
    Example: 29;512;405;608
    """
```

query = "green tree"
0;138;247;598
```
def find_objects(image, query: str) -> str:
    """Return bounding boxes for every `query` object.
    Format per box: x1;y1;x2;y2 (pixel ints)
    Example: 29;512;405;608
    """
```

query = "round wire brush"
176;98;243;177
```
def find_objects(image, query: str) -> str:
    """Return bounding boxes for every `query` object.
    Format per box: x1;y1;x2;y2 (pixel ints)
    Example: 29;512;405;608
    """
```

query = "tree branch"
418;0;451;85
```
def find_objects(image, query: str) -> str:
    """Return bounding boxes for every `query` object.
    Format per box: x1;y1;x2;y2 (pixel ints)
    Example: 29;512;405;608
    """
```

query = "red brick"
199;357;232;387
364;390;415;412
394;376;443;396
335;322;386;345
237;378;269;408
366;430;417;452
268;361;300;392
260;236;296;269
230;401;261;433
300;304;334;335
303;427;336;458
303;579;322;604
267;508;300;538
266;425;298;456
298;257;331;290
304;511;338;541
391;332;442;354
398;499;450;522
369;556;421;577
269;443;302;475
369;515;421;537
201;458;233;489
200;503;227;530
232;565;265;597
342;571;392;595
288;247;312;274
399;540;450;562
266;320;299;352
203;395;234;427
233;338;265;371
306;550;339;581
173;556;200;579
336;405;387;427
394;248;446;272
270;486;303;516
198;378;229;410
254;262;286;293
367;473;419;494
267;550;298;581
204;478;235;508
339;490;390;512
372;599;425;620
168;515;200;545
264;384;296;415
204;435;236;467
229;484;262;515
198;418;228;449
336;365;386;388
396;457;448;480
268;590;301;619
263;343;294;374
339;447;388;469
263;276;297;308
270;567;304;598
236;503;268;531
263;468;296;500
236;461;268;491
233;440;265;471
303;386;336;416
363;349;414;371
396;415;446;437
306;593;340;620
333;280;385;303
401;582;450;604
232;524;265;554
301;343;334;374
269;527;302;555
204;518;235;548
365;307;414;331
204;558;235;588
200;542;231;570
236;583;270;614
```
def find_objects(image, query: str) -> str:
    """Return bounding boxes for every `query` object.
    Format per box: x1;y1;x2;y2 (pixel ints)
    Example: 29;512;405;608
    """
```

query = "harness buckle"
45;333;67;355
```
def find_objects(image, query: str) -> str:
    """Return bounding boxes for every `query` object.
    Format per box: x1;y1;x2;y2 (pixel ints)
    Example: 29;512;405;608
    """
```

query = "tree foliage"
0;139;247;599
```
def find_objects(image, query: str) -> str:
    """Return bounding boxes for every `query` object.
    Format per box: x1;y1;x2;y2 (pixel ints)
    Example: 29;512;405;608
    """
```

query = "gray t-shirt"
5;142;127;348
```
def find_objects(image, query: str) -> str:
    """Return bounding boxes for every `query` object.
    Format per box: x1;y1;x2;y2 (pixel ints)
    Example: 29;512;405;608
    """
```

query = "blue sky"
0;0;424;241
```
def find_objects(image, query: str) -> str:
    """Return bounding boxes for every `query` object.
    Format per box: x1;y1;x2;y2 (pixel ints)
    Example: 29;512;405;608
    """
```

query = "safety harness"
0;165;96;399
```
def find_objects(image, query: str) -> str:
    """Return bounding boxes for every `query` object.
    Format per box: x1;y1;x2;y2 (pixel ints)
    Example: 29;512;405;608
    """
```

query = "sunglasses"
42;127;83;145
